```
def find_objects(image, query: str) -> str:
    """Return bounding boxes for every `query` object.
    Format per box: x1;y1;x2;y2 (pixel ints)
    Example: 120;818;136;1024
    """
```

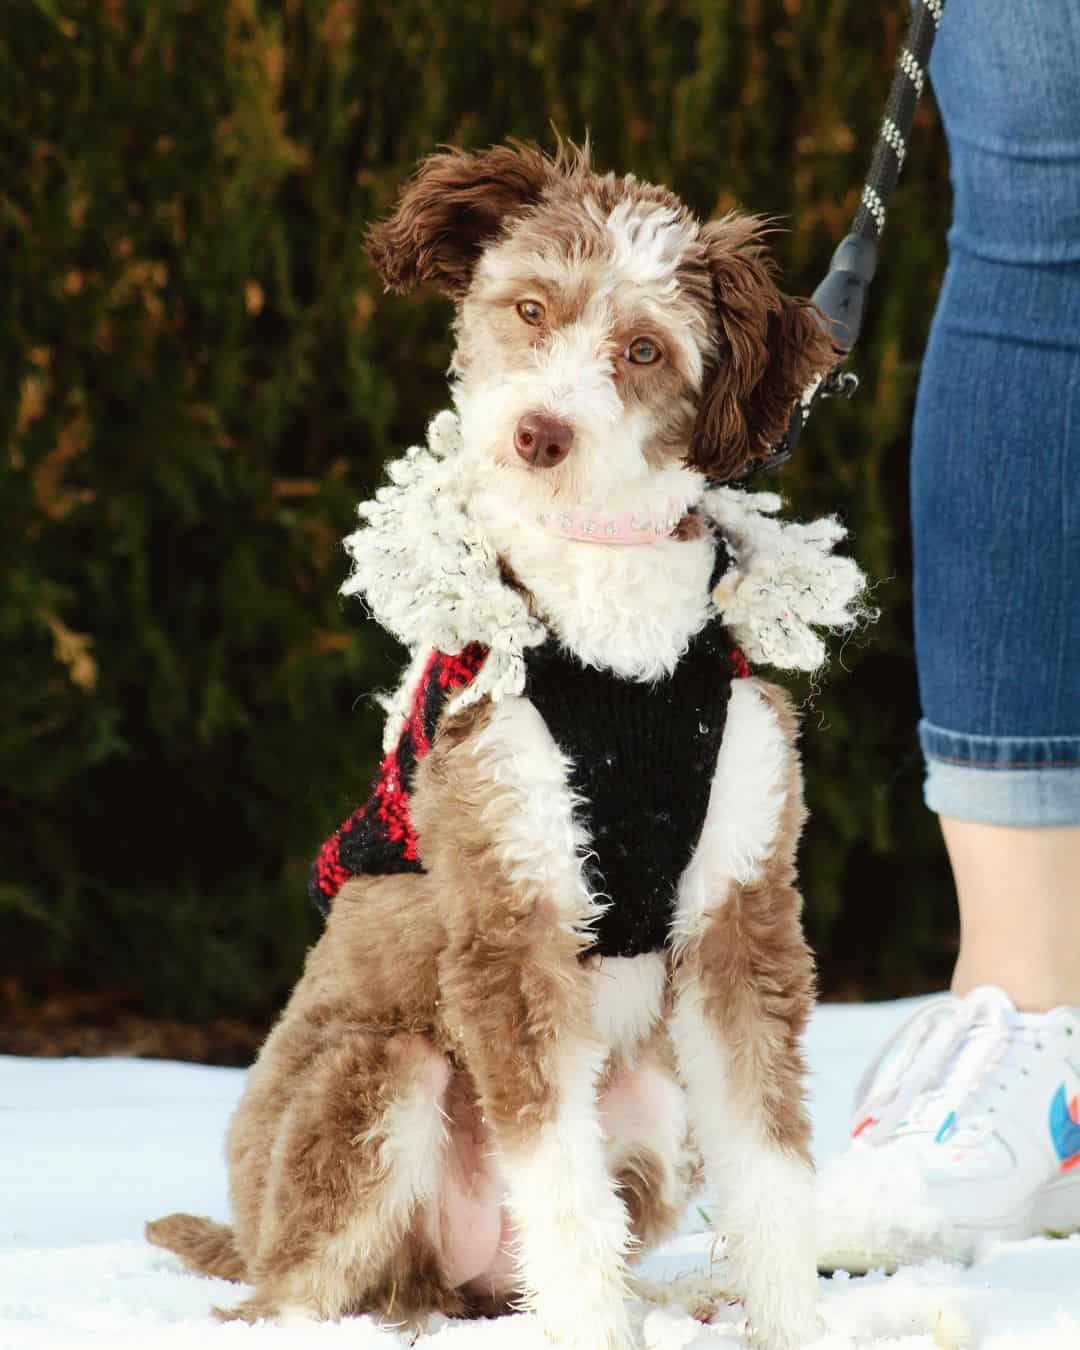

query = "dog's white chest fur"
471;488;716;680
587;953;667;1059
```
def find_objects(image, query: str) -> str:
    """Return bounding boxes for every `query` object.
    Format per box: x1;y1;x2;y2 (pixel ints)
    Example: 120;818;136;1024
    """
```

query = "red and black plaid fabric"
309;641;489;912
729;645;751;681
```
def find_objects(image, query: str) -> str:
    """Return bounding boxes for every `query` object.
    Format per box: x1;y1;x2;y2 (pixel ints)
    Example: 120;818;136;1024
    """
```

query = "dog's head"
368;142;834;510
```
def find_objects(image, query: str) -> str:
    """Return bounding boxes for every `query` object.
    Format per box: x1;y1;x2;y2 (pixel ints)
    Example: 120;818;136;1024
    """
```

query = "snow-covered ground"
2;999;1077;1350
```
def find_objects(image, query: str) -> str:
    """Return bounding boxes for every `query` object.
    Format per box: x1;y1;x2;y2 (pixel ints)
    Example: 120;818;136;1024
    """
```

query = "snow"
2;1000;1078;1350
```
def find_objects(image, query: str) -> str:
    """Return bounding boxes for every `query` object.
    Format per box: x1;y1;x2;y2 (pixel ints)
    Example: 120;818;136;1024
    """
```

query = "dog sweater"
310;546;748;958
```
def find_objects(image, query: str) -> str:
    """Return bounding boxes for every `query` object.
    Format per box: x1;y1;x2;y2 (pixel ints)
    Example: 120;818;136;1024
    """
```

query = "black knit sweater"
523;615;739;957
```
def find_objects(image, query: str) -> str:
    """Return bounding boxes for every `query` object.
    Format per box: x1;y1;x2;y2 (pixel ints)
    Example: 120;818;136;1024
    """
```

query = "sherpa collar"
342;410;872;748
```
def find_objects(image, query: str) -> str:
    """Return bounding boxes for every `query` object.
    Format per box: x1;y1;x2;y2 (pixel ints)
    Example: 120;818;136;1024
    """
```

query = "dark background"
1;0;956;1063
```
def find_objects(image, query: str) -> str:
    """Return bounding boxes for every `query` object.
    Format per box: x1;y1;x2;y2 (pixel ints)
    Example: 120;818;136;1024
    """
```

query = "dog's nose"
514;413;574;468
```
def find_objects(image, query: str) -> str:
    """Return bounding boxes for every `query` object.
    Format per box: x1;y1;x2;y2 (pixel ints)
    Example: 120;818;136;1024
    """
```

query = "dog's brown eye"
625;337;661;365
516;299;545;326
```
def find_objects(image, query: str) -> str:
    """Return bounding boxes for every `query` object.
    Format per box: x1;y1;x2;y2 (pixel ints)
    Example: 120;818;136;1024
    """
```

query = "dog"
147;141;841;1350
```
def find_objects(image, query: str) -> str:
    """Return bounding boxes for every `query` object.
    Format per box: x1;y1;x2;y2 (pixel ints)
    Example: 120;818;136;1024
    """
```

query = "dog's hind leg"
671;680;819;1350
601;1048;698;1255
219;1026;463;1327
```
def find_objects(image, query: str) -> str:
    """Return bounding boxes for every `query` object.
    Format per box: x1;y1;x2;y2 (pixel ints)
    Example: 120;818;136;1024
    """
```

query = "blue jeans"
911;0;1080;825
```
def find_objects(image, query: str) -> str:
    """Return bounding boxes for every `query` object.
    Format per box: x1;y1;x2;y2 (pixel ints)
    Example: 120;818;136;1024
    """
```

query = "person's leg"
818;0;1080;1270
945;820;1080;1012
914;268;1080;1017
911;0;1080;998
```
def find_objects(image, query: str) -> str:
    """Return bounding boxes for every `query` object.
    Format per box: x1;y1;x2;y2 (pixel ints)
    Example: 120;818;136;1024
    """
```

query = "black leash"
748;0;945;479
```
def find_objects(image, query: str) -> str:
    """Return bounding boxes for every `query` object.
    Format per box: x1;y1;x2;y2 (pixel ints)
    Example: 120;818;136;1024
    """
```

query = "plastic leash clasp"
811;232;879;353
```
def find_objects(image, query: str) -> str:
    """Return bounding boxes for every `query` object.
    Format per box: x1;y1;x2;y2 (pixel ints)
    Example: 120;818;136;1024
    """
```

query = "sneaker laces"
850;993;960;1137
896;987;1048;1145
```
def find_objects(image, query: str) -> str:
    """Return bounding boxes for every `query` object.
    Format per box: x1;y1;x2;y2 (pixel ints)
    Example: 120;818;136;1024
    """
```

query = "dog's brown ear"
688;216;837;481
366;144;556;298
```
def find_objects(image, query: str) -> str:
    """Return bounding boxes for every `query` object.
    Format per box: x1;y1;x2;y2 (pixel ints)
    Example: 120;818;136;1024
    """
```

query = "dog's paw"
527;1245;634;1350
508;1125;636;1346
735;1239;820;1350
213;1296;281;1324
536;1301;634;1350
745;1302;822;1350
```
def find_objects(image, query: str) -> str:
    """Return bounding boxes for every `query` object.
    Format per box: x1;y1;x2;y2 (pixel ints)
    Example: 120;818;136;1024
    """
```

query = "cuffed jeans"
912;0;1080;825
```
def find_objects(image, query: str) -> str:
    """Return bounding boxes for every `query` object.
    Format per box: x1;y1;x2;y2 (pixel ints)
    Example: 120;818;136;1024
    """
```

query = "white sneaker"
817;985;1080;1272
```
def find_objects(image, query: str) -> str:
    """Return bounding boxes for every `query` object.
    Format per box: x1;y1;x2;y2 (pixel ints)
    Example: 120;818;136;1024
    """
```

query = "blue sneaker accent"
1049;1085;1080;1168
934;1110;957;1144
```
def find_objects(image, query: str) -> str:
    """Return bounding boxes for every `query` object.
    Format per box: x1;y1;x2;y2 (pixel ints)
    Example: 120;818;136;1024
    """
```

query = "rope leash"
747;0;946;479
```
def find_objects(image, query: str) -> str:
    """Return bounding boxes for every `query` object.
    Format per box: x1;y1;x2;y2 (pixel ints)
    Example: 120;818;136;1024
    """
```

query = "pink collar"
534;505;693;545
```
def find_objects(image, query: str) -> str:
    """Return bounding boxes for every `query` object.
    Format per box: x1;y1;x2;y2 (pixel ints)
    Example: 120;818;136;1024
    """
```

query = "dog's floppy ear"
366;144;556;298
688;216;837;482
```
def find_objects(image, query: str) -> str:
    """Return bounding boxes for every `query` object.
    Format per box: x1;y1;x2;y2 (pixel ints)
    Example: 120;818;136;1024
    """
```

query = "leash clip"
735;231;876;484
820;368;859;401
735;359;855;485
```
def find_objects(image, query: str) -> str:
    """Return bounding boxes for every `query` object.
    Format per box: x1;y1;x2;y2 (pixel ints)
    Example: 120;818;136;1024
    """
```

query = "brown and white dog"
147;143;840;1350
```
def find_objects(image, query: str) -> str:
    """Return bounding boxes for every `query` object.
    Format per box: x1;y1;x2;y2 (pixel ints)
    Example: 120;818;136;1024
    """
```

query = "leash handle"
745;0;945;480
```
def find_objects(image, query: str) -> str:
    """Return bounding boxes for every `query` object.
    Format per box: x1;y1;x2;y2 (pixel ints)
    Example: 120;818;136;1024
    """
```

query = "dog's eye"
516;299;546;326
625;337;661;365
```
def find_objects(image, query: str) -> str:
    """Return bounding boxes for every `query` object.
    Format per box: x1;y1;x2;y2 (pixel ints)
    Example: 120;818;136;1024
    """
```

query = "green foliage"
1;0;955;1019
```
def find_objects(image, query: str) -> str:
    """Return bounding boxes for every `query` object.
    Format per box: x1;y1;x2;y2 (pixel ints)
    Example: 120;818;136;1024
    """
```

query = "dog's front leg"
671;680;819;1350
415;697;633;1350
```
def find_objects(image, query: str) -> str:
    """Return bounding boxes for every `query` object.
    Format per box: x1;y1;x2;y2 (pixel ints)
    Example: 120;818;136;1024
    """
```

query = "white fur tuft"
341;410;546;745
705;485;874;672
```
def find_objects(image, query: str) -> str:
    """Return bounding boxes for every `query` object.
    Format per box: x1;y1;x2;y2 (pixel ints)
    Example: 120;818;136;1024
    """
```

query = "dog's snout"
513;413;574;468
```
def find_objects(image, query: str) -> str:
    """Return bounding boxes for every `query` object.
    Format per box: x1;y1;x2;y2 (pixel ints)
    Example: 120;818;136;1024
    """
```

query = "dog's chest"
587;952;668;1059
308;537;749;958
492;516;718;682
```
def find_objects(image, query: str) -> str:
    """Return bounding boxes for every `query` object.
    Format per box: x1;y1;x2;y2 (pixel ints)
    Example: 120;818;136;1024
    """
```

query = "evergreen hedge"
1;0;955;1023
